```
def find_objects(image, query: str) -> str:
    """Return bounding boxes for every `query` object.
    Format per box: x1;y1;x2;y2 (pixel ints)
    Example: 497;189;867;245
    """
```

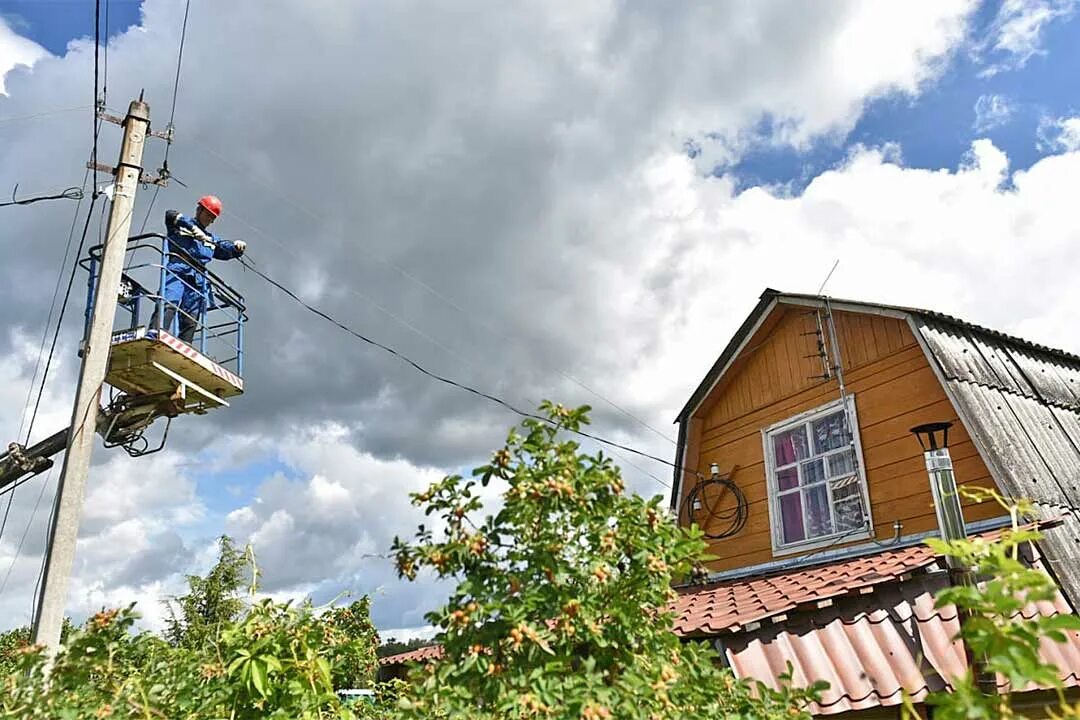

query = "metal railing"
80;232;247;377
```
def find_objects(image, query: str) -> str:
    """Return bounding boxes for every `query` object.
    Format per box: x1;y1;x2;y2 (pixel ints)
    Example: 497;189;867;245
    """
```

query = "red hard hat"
197;195;223;218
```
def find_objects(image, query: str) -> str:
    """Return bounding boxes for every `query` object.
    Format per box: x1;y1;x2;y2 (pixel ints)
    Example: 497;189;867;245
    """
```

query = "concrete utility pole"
31;96;150;655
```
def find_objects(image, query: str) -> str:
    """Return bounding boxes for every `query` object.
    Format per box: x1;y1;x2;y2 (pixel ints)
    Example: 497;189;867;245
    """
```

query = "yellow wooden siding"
679;307;1003;574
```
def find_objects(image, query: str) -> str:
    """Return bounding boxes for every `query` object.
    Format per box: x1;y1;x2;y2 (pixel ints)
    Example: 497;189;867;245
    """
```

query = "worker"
154;195;246;344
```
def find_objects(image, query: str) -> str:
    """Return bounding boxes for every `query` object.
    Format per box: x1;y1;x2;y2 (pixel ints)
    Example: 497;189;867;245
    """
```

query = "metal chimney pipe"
911;421;993;692
911;422;968;551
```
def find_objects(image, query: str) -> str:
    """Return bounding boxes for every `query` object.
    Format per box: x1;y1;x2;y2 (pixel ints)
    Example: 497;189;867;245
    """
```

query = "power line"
0;106;92;125
239;257;681;487
4;169;93;555
213;204;669;490
187;139;674;446
0;469;54;599
0;185;83;209
162;0;191;171
18;171;91;446
0;194;101;573
24;195;100;448
102;0;110;108
139;0;191;234
27;209;130;629
93;0;101;191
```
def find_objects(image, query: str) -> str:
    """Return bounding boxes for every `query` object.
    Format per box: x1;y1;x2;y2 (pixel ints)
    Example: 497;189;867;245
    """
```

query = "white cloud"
3;0;1053;636
379;625;439;644
0;17;47;95
973;93;1015;133
221;424;450;631
1037;115;1080;152
975;0;1078;75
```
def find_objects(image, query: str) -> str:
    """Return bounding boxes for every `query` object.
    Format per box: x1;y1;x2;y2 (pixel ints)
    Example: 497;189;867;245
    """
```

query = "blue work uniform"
159;210;244;343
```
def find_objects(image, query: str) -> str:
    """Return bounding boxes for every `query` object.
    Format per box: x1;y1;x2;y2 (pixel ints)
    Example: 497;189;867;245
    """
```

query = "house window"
763;397;871;553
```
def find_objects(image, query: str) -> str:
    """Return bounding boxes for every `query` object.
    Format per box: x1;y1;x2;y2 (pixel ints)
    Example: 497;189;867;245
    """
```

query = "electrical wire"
239;257;682;485
162;0;191;171
25;203;132;623
24;195;100;448
681;473;748;539
102;0;109;108
0;106;93;125
187;139;675;446
137;0;191;236
0;469;55;598
92;0;101;192
3;170;93;554
18;169;91;441
0;197;102;616
208;205;674;490
0;186;83;209
138;185;161;234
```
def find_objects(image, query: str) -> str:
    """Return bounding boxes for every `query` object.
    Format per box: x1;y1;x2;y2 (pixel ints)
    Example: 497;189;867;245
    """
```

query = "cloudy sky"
1;0;1079;638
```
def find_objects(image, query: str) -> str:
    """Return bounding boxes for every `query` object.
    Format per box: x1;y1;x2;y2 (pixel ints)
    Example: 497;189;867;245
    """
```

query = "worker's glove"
234;240;247;255
164;209;180;230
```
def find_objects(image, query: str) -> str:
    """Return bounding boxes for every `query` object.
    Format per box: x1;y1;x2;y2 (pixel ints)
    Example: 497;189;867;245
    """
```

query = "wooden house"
669;289;1080;716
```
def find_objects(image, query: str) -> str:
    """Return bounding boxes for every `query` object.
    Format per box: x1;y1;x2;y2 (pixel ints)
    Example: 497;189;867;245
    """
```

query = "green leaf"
1042;614;1080;632
251;658;268;697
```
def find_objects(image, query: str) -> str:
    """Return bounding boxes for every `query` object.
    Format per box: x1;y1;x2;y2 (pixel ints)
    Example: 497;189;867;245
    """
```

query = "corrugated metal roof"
910;315;1080;610
724;572;1080;716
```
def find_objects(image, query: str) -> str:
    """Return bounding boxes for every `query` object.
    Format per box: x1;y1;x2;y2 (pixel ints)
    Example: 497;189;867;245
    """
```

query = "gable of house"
673;294;1003;574
673;288;1080;611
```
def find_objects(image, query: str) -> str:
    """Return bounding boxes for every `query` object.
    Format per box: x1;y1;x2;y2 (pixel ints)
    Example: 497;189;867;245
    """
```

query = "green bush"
390;402;824;719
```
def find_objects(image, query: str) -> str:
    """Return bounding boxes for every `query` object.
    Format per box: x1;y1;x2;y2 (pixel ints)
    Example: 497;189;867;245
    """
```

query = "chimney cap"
910;421;953;451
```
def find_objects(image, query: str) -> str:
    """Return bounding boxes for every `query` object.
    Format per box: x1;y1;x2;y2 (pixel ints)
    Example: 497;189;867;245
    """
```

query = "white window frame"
761;395;873;556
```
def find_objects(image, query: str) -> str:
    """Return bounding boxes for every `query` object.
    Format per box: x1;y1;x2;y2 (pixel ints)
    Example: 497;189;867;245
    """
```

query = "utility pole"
31;96;150;655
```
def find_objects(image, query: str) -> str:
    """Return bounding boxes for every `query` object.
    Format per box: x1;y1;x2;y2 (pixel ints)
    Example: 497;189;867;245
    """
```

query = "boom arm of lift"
0;391;182;492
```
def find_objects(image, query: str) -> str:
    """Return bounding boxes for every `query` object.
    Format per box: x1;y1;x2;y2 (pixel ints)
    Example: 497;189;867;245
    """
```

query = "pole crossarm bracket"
96;109;172;141
86;161;169;187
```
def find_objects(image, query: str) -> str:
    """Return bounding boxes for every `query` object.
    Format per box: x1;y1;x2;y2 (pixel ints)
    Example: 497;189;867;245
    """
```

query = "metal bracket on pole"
86;161;169;187
96;109;173;141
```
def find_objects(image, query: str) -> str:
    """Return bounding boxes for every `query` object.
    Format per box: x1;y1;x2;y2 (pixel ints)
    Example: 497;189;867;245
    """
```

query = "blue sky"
712;1;1080;191
0;0;140;56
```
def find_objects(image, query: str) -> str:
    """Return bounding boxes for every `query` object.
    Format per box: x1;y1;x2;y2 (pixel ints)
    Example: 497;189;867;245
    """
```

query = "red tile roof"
379;643;443;666
671;538;941;636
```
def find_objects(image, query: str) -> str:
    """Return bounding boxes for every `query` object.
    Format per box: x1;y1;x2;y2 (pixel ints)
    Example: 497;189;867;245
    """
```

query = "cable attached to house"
681;465;748;539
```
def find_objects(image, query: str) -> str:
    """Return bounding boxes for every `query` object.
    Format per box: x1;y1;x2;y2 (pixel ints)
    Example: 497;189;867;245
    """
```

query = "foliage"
165;534;250;649
909;487;1080;719
1;601;360;719
391;402;825;720
322;596;381;690
0;619;74;677
0;626;29;678
0;542;382;719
